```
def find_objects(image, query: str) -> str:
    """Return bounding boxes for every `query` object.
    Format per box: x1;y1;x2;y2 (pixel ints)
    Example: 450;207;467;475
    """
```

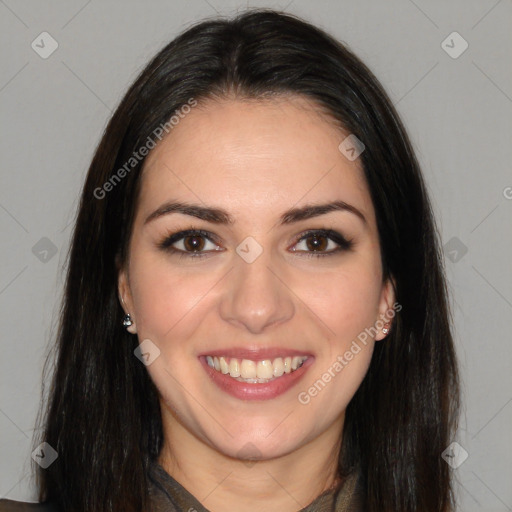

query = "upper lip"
198;347;313;360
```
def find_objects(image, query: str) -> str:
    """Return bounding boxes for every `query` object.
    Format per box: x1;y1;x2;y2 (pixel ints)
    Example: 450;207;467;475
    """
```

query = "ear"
118;266;137;334
374;276;396;341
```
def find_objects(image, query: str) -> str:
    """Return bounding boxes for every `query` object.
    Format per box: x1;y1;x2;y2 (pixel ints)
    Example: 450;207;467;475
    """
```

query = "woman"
0;8;460;512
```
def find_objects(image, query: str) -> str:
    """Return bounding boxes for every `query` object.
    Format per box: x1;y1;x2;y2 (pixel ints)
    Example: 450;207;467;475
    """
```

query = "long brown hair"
35;9;460;511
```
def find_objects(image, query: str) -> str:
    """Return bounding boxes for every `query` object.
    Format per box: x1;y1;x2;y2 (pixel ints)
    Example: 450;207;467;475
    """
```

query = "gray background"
0;0;511;510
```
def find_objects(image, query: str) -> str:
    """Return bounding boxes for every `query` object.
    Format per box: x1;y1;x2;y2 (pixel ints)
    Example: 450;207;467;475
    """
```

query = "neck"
157;406;345;512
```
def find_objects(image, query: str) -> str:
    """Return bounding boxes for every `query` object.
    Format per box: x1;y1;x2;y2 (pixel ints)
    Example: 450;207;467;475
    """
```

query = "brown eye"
182;234;206;252
291;229;353;258
158;229;222;258
303;234;329;252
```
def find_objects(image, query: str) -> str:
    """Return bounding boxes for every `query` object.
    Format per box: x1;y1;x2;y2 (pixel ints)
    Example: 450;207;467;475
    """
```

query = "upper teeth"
206;355;307;380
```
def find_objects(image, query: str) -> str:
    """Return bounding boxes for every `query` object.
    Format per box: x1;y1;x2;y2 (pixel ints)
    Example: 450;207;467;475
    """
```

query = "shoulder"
0;500;59;512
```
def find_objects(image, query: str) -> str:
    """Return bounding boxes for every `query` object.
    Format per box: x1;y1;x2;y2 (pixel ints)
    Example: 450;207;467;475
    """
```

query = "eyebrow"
144;199;367;226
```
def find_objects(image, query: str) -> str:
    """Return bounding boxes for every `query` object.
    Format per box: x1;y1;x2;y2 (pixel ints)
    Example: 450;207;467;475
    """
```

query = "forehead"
137;95;374;227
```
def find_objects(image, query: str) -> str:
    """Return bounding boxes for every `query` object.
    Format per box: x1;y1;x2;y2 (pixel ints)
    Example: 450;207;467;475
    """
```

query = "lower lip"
199;356;314;401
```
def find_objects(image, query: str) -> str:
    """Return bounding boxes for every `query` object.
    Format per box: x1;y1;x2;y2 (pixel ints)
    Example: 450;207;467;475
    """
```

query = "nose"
219;248;295;334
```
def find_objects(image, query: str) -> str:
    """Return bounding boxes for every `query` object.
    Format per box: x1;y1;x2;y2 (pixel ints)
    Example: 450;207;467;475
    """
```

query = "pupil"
307;235;326;251
184;236;204;251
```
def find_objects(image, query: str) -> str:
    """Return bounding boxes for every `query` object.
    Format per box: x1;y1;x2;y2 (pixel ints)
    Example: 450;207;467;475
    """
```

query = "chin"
201;419;316;463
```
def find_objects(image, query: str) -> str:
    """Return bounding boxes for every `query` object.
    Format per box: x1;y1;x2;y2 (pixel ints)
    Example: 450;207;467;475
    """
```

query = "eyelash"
157;228;353;260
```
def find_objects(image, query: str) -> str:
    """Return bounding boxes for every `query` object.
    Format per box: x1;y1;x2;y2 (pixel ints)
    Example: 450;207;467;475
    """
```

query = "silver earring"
122;314;133;328
382;322;391;335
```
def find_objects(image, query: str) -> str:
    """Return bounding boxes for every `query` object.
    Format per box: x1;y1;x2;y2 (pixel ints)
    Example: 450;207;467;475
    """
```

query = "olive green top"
148;461;364;512
0;461;363;511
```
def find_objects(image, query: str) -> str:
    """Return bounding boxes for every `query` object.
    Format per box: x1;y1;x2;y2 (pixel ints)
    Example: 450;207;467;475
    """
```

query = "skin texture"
118;95;395;512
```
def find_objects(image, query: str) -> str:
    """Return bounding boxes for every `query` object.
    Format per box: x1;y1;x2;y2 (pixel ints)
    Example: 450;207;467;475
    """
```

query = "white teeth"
256;360;274;379
291;356;302;370
206;355;307;382
273;358;284;377
219;356;229;374
229;358;241;377
240;359;257;379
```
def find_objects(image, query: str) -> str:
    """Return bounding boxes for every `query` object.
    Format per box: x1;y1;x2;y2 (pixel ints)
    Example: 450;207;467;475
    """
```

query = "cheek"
294;263;383;345
129;256;217;342
296;269;379;413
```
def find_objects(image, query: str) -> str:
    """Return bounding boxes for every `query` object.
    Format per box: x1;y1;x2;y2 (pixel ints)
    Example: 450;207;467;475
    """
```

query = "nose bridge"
219;245;295;333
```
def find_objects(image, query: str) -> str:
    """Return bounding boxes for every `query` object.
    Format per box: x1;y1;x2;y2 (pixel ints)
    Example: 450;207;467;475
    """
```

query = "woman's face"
118;95;394;462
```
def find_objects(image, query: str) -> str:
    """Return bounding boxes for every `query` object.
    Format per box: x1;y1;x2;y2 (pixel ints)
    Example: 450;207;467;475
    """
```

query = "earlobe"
118;269;137;334
375;277;397;341
123;314;137;334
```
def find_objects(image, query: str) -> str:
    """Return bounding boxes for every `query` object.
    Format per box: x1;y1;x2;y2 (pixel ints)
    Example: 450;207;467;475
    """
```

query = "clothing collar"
147;461;361;512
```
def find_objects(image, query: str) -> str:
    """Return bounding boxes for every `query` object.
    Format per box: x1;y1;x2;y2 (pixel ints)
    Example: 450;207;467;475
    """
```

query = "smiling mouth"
206;355;308;383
